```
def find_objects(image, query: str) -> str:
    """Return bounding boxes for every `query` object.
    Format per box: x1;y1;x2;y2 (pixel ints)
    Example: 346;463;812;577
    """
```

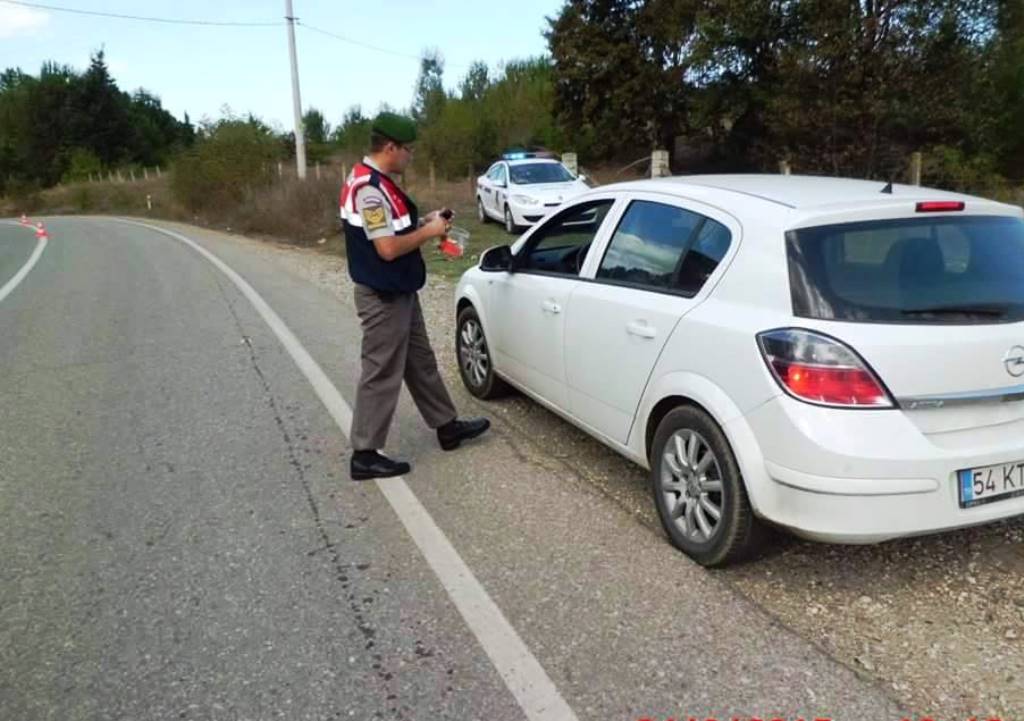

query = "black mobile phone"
440;208;454;220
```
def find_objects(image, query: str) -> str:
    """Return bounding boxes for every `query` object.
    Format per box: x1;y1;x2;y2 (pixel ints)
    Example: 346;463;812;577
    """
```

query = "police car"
476;151;591;234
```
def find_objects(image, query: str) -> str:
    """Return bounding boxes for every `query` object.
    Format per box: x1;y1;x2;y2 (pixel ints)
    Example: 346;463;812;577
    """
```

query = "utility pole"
284;0;307;179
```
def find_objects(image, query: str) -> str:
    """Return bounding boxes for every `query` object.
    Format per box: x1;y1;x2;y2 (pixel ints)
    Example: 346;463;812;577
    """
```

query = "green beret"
372;112;417;144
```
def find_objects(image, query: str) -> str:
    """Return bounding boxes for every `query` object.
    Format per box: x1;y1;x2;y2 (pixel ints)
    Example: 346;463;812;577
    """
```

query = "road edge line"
0;221;48;305
115;218;580;721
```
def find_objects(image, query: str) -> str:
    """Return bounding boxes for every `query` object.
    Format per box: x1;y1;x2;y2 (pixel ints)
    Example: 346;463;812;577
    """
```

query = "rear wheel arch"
646;395;715;462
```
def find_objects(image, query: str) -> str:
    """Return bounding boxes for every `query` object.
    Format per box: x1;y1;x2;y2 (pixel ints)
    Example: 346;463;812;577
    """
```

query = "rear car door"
565;194;737;443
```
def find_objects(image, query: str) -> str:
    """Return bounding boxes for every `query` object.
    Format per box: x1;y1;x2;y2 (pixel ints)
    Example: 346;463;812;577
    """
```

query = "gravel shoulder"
155;221;1024;719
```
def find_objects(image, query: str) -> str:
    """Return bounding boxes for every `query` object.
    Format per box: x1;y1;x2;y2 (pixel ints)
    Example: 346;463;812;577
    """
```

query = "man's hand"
372;216;449;261
422;215;448;238
422;209;455;227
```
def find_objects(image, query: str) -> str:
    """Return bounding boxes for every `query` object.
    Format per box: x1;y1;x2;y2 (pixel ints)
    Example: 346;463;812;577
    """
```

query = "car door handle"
626;321;657;339
541;299;562;314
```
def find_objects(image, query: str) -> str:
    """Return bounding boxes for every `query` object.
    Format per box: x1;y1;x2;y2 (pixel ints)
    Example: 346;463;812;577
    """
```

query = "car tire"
456;305;508;399
504;205;517;235
477;197;488;224
650;405;762;567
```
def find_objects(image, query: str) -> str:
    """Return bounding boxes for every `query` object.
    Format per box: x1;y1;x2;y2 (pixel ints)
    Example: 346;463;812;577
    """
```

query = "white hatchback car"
476;156;590;234
454;175;1024;566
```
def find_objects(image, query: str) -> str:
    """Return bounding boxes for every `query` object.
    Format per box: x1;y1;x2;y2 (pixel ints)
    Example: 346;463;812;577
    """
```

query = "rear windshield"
787;215;1024;324
509;163;574;185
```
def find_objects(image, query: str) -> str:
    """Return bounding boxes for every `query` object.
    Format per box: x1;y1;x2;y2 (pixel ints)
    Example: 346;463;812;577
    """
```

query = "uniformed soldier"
340;112;490;480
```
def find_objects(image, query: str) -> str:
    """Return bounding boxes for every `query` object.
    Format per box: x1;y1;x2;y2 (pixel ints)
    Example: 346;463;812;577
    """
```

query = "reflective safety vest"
339;162;424;294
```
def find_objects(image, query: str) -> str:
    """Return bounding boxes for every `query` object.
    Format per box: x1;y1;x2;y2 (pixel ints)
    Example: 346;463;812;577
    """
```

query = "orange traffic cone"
35;222;48;240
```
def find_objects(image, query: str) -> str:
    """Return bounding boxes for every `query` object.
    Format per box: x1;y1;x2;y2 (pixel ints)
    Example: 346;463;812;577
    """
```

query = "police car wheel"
650;406;762;567
504;206;517;235
477;198;488;224
456;306;508;400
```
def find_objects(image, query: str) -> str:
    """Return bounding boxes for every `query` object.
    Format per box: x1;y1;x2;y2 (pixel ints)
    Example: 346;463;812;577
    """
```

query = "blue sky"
0;0;562;132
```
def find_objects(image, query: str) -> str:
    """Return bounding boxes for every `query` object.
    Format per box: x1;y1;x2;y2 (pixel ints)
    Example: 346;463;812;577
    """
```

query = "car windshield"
509;162;574;185
787;215;1024;324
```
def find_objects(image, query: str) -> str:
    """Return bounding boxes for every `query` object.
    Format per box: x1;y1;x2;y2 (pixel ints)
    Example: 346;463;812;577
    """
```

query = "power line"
0;0;281;27
296;22;423;62
297;20;468;69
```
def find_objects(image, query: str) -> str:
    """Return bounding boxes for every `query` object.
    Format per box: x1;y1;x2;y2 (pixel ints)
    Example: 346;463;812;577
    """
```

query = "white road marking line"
117;219;580;721
0;221;48;305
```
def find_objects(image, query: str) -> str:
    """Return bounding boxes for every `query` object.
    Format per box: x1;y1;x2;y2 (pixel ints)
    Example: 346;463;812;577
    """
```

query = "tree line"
0;52;194;196
4;1;1023;200
543;0;1024;189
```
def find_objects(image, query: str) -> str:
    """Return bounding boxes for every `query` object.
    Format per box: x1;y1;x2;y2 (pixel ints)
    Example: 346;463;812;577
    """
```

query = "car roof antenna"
881;180;893;194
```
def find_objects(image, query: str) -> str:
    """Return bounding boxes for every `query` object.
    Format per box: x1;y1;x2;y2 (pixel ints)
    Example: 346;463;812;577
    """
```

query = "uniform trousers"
350;284;457;450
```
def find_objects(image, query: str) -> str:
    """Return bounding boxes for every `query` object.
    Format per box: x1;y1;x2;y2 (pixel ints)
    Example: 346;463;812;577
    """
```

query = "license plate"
958;461;1024;508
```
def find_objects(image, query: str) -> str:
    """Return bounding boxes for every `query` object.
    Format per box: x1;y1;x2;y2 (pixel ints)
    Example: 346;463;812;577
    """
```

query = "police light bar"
503;152;530;160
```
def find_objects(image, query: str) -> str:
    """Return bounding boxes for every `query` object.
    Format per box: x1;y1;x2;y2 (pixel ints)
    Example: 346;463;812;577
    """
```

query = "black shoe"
350;451;411;481
437;417;491;451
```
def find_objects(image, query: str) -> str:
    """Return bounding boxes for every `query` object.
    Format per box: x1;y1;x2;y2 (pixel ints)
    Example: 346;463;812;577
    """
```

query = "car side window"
486;165;501;182
497;165;508;186
596;200;732;295
676;218;732;294
517;200;614;277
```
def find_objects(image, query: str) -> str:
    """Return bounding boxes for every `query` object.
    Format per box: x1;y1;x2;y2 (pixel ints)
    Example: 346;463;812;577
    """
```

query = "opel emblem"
1004;345;1024;377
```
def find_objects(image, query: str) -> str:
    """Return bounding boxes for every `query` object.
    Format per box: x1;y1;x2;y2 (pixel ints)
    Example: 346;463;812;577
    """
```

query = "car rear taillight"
916;201;965;212
757;329;894;408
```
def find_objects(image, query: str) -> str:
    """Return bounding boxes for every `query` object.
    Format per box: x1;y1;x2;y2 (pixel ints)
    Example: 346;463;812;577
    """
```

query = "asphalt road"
0;217;908;721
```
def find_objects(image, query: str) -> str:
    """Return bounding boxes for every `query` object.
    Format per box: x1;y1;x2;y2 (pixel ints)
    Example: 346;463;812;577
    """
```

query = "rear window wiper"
901;303;1010;317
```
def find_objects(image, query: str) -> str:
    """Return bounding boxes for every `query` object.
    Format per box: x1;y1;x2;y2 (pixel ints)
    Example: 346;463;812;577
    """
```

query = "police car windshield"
509;163;574;185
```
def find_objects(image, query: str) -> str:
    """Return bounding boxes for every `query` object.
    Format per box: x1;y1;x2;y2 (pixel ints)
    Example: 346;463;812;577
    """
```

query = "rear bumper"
761;460;1024;543
735;396;1024;543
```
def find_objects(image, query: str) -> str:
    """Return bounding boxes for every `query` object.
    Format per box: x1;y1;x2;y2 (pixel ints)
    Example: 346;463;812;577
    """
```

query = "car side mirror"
480;245;513;273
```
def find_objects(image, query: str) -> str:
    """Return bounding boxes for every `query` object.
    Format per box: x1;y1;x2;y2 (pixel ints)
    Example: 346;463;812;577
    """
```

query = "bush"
170;119;279;213
923;145;1009;197
4;178;43;213
231;175;342;244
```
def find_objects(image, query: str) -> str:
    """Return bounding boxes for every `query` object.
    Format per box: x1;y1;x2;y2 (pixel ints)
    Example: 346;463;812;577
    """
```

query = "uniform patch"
362;206;388;230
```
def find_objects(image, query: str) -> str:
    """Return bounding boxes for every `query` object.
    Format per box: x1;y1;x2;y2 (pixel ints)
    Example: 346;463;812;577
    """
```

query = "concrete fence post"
562;152;578;176
779;160;791;175
651;149;670;178
143;167;149;181
910;152;923;186
156;166;162;179
315;162;321;180
430;163;436;191
129;169;136;182
277;162;283;178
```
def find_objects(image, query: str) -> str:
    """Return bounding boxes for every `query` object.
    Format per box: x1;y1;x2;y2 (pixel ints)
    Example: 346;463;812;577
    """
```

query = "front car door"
479;164;499;217
492;163;510;217
487;197;619;409
564;193;739;444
